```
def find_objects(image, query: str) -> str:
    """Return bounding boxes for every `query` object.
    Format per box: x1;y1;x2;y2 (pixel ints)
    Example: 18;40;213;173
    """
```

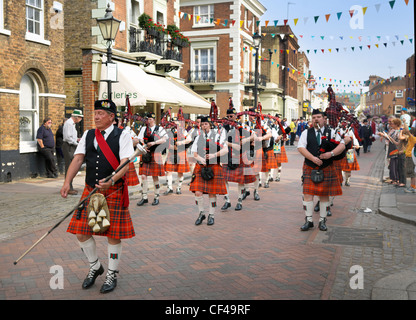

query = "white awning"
99;61;210;110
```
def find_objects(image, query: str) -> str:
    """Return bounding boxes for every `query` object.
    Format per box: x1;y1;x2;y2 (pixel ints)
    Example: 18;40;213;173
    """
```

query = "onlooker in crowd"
289;118;296;145
63;109;84;195
55;119;66;175
296;117;308;138
400;126;416;193
400;107;411;128
366;115;376;152
36;117;58;178
359;119;373;153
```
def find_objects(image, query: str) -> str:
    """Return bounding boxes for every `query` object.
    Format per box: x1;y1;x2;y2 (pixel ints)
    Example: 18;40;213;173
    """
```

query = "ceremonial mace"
13;145;147;265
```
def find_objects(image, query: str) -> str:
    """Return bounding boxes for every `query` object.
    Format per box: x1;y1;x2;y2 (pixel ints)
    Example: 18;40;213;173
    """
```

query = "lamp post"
96;4;121;100
392;96;396;115
252;32;262;110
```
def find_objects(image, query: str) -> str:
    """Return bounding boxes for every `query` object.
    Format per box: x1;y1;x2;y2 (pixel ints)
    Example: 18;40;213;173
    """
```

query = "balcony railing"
244;71;268;87
187;69;216;83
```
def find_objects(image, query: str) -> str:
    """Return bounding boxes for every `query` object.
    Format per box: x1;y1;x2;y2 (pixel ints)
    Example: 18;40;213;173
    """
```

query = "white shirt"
74;124;134;160
137;125;167;141
191;130;226;154
63;117;79;145
297;126;344;150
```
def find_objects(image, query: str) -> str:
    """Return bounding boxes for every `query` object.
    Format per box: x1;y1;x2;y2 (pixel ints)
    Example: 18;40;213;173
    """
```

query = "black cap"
200;116;211;123
312;108;324;115
94;100;117;114
227;108;237;115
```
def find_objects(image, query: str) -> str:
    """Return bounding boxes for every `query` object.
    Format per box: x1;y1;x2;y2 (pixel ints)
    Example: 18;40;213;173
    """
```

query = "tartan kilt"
164;150;190;173
67;185;135;239
189;163;227;195
333;159;343;184
340;150;360;171
275;145;288;163
302;163;343;197
222;155;257;184
139;152;165;176
261;149;276;172
125;162;140;186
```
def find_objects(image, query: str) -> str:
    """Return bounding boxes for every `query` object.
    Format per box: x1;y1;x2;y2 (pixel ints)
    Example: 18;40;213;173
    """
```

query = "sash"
95;128;129;208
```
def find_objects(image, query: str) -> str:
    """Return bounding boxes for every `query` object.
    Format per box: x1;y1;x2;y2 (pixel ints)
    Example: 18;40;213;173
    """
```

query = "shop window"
19;74;39;153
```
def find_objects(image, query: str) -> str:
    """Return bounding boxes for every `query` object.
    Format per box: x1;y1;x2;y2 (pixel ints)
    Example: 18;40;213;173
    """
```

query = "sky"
258;0;415;94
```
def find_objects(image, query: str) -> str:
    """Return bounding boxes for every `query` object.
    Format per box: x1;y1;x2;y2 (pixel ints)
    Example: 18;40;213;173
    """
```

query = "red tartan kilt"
222;157;257;184
189;164;227;195
302;163;343;197
261;149;275;172
164;150;190;173
340;151;360;171
275;145;288;163
139;152;165;176
67;185;135;239
125;162;139;186
333;159;343;184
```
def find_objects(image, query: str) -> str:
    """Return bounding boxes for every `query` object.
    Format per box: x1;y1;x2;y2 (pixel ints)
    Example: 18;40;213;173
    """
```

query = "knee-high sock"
78;237;100;270
177;175;184;188
142;179;148;199
209;196;217;216
303;200;314;222
154;178;160;197
224;182;230;202
277;166;282;179
254;175;260;190
260;172;267;184
237;184;244;202
107;243;122;274
319;201;329;221
329;196;335;206
195;195;204;213
166;172;173;189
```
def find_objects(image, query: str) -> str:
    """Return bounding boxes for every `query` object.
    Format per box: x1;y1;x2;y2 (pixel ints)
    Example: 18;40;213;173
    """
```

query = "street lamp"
392;96;396;115
252;32;262;111
96;4;121;100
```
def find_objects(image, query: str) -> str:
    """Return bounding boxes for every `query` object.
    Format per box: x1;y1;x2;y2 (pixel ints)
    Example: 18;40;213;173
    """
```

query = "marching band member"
136;112;168;206
339;121;361;186
190;116;228;226
61;100;135;294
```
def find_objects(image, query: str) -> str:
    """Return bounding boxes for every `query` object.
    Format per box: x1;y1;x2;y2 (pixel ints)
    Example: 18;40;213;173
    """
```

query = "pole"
254;46;259;109
107;43;112;100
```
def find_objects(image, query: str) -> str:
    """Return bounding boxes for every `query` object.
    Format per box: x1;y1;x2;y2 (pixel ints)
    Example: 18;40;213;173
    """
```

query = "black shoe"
345;181;350;186
152;198;159;206
242;190;250;200
163;188;173;195
300;218;314;231
207;214;214;226
318;218;328;231
176;188;182;195
82;264;104;289
326;209;332;217
268;177;273;182
264;183;269;188
195;212;206;225
100;270;118;294
254;190;260;201
235;202;242;211
314;201;320;212
221;202;231;210
137;198;148;206
275;177;280;182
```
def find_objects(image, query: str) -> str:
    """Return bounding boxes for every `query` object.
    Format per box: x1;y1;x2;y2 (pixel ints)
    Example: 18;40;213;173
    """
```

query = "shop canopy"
99;61;210;110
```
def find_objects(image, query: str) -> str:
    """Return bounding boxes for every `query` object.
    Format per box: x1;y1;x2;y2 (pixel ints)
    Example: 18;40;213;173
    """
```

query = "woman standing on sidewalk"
399;126;416;192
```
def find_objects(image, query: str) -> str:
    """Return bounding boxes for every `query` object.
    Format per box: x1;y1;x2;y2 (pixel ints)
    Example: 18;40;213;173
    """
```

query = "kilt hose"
302;163;343;197
139;152;165;176
126;162;140;186
261;149;276;172
67;184;135;239
222;155;257;184
190;163;227;195
340;150;360;171
333;158;344;184
164;150;190;173
275;144;288;163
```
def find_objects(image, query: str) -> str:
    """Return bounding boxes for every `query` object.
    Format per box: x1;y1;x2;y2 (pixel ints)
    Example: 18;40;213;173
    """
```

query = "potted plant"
138;13;152;30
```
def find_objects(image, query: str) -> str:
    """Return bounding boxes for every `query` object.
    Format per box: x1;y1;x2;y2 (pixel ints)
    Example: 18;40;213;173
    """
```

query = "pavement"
0;141;415;302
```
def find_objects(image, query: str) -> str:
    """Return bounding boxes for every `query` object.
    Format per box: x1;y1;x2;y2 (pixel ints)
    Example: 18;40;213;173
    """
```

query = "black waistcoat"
196;130;222;165
85;127;122;188
304;127;333;169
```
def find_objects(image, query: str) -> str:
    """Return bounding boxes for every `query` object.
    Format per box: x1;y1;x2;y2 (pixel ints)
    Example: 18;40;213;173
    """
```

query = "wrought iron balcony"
187;69;216;83
244;71;268;87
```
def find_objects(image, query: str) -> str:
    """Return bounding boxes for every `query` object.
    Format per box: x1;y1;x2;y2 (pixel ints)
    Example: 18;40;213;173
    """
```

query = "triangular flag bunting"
265;20;269;27
337;12;342;20
325;14;330;22
284;19;288;26
314;16;319;23
294;18;298;26
274;20;278;27
303;17;309;24
349;10;354;18
389;0;395;9
363;7;368;15
375;3;381;12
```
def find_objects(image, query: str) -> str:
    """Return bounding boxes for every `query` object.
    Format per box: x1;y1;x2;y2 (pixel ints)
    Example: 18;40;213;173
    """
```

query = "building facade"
0;0;66;182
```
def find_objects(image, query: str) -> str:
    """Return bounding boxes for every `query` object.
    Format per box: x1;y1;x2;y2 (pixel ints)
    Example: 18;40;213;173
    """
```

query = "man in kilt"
163;118;192;195
221;108;256;211
136;112;168;206
297;109;347;232
61;100;135;293
190;116;228;226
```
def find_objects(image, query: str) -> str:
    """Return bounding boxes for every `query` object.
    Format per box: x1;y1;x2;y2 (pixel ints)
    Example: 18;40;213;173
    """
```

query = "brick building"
405;54;415;115
179;0;267;117
0;0;66;182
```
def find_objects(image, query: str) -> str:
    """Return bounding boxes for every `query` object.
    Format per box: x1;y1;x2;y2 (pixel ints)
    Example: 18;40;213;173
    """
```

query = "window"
395;105;402;114
192;47;215;82
25;0;49;45
130;0;141;26
194;5;214;25
395;91;403;98
19;74;40;153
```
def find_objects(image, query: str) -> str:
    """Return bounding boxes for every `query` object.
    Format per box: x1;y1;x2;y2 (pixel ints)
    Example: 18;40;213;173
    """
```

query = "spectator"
55;119;66;175
36;117;58;178
289;118;296;145
296;117;308;137
400;107;411;128
400;126;416;193
359;119;373;153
